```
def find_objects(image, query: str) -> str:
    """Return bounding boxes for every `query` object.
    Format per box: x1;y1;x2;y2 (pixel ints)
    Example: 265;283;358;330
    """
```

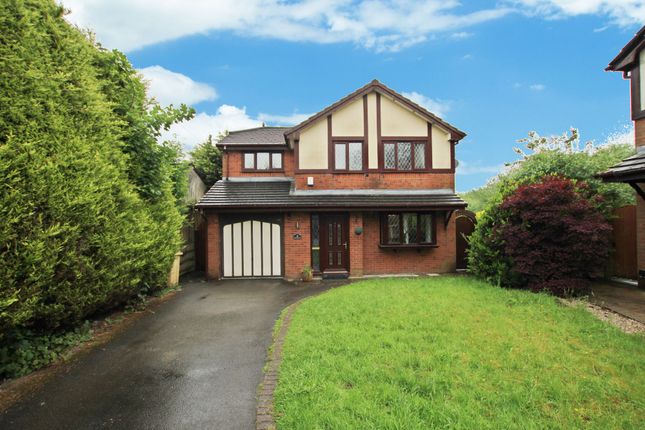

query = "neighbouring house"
601;26;645;288
196;80;467;280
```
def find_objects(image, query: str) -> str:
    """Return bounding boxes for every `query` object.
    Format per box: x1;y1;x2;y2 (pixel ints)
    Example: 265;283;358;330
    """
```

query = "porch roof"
599;150;645;183
196;179;467;210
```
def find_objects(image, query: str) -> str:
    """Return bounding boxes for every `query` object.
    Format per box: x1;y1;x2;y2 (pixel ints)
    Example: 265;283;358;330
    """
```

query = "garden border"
256;299;303;430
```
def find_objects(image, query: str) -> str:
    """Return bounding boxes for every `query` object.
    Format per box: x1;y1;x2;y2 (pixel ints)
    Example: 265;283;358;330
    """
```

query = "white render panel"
432;126;452;169
223;224;232;277
380;96;427;137
332;97;364;136
252;221;262;276
233;223;242;277
272;224;281;276
368;92;378;168
262;222;272;276
242;221;252;276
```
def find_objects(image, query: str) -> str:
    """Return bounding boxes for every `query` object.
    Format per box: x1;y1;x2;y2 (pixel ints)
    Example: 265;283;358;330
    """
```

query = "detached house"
196;80;467;280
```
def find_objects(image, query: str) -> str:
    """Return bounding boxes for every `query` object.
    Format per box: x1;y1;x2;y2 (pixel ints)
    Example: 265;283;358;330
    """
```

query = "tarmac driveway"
0;278;333;430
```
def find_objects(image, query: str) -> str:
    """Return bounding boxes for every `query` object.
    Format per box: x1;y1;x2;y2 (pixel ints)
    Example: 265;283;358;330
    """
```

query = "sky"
61;0;645;191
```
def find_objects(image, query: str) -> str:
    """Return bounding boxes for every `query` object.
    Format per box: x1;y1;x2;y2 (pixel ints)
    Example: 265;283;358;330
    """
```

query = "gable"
292;81;464;172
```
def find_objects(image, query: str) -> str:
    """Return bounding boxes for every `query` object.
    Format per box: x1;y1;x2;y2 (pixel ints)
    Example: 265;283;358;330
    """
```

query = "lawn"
273;277;645;429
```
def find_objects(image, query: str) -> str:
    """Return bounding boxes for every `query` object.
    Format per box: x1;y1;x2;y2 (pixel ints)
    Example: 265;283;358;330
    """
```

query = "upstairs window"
381;213;435;246
383;141;427;171
243;152;283;171
334;141;364;171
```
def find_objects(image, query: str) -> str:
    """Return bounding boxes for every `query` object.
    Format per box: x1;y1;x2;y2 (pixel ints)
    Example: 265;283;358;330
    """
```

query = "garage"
221;216;282;278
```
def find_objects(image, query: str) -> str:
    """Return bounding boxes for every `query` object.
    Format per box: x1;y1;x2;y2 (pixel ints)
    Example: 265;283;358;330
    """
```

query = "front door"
320;213;349;274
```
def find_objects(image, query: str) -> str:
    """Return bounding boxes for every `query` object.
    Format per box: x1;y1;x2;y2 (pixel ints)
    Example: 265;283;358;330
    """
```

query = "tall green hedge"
0;0;184;338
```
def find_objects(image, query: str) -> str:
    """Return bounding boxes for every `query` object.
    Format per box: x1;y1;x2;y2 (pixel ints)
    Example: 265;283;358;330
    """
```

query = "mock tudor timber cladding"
297;90;453;171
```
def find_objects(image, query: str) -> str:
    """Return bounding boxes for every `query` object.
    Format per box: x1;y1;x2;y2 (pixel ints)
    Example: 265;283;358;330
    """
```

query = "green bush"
0;0;187;351
467;129;632;292
0;323;91;379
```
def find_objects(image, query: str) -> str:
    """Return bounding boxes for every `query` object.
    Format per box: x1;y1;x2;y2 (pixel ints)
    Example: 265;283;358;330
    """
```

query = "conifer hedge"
0;0;186;341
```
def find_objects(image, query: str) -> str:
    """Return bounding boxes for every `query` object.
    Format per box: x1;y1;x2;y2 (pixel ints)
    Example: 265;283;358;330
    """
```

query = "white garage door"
222;219;282;277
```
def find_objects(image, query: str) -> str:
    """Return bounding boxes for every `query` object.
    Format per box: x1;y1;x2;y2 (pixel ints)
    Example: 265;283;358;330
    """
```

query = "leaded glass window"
383;213;435;245
384;143;396;169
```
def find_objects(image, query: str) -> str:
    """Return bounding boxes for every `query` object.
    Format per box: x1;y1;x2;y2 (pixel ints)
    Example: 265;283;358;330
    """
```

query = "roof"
217;126;289;147
284;79;466;142
196;179;467;210
599;149;645;183
606;25;645;72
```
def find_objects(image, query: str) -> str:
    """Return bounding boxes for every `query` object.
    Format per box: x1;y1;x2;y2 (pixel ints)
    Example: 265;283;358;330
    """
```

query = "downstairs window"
381;213;435;245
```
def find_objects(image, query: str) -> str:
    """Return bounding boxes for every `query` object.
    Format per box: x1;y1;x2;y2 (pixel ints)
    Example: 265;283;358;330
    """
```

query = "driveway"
0;278;335;430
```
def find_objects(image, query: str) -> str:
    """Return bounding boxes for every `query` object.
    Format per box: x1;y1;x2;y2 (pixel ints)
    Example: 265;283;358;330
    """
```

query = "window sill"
241;169;285;173
378;244;438;249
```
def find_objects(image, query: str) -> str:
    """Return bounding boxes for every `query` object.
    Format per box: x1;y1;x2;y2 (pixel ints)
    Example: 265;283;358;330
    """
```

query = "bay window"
381;213;435;246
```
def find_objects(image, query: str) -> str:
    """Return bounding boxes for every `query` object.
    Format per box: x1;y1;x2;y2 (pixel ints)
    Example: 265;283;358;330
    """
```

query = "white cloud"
457;161;506;175
257;112;313;126
137;66;217;106
62;0;512;52
60;1;645;54
162;105;261;151
450;31;474;40
510;0;645;26
529;83;546;91
161;105;313;151
401;91;451;118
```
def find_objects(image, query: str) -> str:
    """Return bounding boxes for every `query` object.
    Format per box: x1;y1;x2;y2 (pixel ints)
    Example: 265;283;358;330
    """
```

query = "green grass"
273;277;645;429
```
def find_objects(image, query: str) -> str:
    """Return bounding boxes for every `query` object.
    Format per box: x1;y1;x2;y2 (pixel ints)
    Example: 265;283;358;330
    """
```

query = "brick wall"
293;172;454;190
283;213;311;280
205;212;220;279
349;212;364;276
360;211;456;274
636;118;645;148
223;151;294;178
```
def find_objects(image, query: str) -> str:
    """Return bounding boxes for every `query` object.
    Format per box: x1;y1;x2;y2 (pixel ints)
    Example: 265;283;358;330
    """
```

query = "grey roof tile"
196;180;467;210
218;126;289;146
599;150;645;182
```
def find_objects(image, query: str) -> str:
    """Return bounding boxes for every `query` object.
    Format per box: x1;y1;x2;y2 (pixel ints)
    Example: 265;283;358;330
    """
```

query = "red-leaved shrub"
498;176;611;296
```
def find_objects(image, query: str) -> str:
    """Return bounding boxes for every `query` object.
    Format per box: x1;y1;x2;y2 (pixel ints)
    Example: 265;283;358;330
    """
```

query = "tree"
498;177;611;296
461;129;634;215
190;135;222;188
0;0;191;345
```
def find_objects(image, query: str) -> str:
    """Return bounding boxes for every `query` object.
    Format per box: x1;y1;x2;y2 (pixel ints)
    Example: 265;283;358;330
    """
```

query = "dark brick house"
196;80;467;280
601;26;645;288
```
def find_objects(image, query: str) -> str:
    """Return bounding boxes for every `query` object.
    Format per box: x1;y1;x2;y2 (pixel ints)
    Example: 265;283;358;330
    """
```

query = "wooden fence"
609;205;637;279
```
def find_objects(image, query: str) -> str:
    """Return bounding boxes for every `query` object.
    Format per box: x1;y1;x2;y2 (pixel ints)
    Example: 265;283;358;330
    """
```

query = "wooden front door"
320;213;349;273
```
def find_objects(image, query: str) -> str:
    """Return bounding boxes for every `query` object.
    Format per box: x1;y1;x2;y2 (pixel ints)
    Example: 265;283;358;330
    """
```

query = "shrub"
470;177;611;296
0;324;91;380
0;1;186;344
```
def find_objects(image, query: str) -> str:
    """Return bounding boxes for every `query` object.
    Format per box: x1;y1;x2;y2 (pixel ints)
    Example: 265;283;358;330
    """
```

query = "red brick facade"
205;213;221;279
223;151;295;178
636;118;645;148
206;210;456;280
637;118;645;287
293;172;454;190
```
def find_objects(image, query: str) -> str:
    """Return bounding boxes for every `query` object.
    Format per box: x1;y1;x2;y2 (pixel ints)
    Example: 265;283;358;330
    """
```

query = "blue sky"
63;1;645;191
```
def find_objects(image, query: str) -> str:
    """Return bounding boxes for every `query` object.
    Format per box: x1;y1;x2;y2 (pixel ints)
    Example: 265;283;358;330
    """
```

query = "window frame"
631;50;645;120
331;140;366;172
241;151;284;172
380;140;430;172
379;212;437;248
